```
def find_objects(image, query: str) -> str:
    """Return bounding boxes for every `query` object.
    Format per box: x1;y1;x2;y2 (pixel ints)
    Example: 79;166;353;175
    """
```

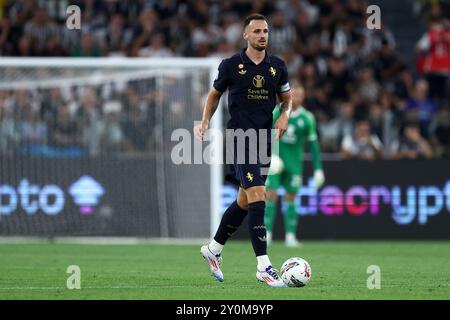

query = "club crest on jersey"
246;172;254;182
269;66;276;76
252;75;265;88
238;63;247;75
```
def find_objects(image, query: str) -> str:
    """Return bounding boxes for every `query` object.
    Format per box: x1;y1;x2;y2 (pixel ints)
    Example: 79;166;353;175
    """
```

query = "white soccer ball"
280;257;312;287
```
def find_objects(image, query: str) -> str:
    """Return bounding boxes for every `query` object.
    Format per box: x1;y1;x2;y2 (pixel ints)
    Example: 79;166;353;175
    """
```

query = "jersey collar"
240;48;271;65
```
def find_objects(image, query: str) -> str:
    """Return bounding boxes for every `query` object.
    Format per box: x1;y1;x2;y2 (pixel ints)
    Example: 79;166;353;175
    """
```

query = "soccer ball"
280;257;312;287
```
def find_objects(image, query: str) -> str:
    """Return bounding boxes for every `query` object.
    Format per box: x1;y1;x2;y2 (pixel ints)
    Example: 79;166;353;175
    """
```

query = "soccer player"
194;14;292;287
265;84;325;247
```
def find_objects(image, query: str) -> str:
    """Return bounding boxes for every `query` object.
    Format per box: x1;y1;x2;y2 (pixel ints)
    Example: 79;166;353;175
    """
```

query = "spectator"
49;105;81;149
121;92;151;153
373;39;404;83
100;14;132;57
7;0;37;27
76;88;102;156
99;101;124;154
405;79;437;136
0;17;12;55
355;66;380;104
316;0;336;55
281;48;303;79
416;17;450;104
332;15;364;59
44;35;67;56
41;88;65;126
341;118;384;160
190;17;221;57
390;121;433;159
293;6;315;57
209;39;234;59
18;108;47;151
222;13;242;48
0;99;20;155
393;65;415;102
129;9;160;57
121;112;151;152
71;32;103;57
362;19;396;55
306;82;334;123
14;34;35;56
324;55;350;101
23;6;59;55
320;101;355;152
138;32;174;57
269;10;296;53
250;0;275;18
298;61;320;94
430;107;450;158
377;91;402;149
154;0;180;26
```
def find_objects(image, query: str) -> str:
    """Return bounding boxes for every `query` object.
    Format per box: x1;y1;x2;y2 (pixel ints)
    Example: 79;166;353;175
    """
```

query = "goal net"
0;57;222;240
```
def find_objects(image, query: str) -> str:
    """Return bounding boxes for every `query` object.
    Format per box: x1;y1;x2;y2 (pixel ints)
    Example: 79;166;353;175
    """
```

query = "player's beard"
250;39;267;51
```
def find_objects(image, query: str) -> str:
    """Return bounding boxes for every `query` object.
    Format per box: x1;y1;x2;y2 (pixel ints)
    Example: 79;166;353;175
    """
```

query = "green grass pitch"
0;241;449;299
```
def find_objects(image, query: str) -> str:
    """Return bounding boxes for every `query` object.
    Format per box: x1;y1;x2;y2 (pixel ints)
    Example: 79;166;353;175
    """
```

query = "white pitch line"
0;283;448;291
0;285;228;290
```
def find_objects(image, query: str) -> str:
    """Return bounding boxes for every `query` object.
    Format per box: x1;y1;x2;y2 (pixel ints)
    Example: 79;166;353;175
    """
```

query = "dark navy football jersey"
213;48;290;131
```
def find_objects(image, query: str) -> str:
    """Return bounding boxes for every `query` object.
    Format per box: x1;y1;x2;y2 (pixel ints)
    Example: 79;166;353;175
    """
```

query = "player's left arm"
274;91;292;139
274;61;292;139
306;113;325;188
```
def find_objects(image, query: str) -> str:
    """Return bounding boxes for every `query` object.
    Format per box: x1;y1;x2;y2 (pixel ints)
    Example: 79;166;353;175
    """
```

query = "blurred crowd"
0;0;449;159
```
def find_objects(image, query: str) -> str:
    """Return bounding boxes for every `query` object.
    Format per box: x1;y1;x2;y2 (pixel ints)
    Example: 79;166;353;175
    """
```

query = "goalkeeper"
265;84;325;247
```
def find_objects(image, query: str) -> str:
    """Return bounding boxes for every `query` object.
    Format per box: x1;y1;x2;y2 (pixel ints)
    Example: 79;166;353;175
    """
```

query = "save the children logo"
252;75;265;88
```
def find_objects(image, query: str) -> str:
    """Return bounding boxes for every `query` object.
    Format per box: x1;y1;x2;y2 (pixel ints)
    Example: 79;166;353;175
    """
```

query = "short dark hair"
243;14;267;28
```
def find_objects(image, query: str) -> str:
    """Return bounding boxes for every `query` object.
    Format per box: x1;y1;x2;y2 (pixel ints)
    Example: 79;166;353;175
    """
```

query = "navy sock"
213;201;248;245
248;201;267;257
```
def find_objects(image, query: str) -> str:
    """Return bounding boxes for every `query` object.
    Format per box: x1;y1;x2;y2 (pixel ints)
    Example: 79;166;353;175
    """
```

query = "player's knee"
246;186;266;203
237;188;249;210
237;197;248;211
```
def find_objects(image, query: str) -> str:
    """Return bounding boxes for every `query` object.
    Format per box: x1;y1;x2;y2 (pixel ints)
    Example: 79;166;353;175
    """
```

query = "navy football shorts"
225;162;270;189
224;138;271;189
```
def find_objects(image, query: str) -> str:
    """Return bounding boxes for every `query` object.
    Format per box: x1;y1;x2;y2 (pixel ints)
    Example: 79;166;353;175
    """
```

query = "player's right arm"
194;88;223;141
194;59;229;141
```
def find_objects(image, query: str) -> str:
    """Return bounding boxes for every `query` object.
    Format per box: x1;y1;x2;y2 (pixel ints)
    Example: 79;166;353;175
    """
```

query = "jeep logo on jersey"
69;176;104;215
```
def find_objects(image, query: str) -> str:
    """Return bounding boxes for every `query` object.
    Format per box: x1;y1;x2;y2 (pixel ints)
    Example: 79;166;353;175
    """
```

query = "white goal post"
0;57;223;240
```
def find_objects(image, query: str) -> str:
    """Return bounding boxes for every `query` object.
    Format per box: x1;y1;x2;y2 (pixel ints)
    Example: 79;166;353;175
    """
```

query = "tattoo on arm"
279;100;291;114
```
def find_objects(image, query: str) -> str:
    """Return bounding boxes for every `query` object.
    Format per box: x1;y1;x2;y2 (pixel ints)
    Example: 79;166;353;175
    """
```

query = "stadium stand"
0;0;449;158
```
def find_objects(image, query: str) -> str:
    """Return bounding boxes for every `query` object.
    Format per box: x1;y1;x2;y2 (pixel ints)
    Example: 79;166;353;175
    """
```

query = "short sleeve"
213;60;229;92
277;61;290;93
